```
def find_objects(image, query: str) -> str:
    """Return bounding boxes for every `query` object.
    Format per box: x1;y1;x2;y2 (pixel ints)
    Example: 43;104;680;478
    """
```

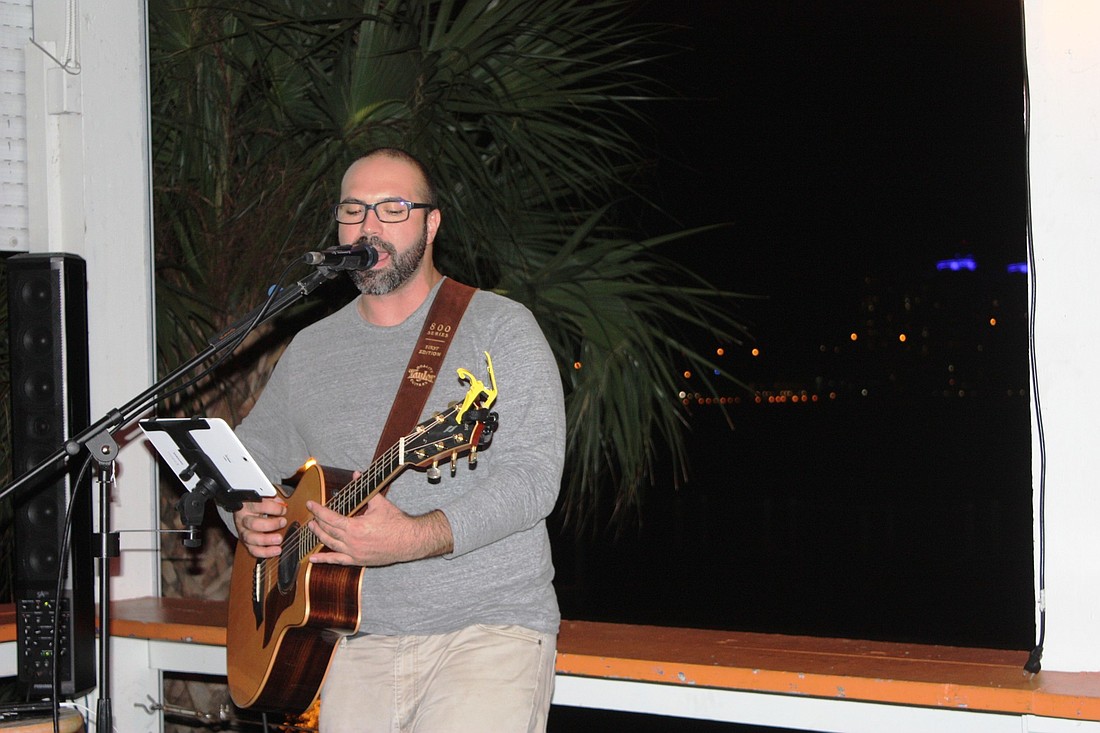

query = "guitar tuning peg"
468;446;478;469
427;461;442;484
450;452;458;476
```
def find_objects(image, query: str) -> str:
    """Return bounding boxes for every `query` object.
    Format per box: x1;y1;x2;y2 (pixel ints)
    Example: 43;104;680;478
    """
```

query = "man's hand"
306;493;453;567
233;496;288;559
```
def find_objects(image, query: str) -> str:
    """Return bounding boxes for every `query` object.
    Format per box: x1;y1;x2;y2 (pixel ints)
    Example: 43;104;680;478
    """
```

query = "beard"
347;227;428;296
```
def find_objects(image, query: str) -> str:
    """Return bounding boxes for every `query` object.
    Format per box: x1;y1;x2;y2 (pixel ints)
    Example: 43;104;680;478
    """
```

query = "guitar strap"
371;277;477;463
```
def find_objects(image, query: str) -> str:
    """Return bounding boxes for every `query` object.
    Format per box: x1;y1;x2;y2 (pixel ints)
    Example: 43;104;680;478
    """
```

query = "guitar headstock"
401;404;486;470
400;353;499;478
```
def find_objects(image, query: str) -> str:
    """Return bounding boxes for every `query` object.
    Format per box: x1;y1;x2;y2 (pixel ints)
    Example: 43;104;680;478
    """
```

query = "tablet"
139;417;277;497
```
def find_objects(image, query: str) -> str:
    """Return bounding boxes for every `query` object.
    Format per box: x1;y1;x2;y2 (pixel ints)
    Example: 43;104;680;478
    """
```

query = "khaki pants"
318;624;557;732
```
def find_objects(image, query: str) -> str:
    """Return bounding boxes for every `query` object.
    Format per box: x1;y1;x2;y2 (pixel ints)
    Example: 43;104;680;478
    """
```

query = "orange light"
898;333;907;343
573;361;582;370
683;370;692;379
849;332;858;341
989;317;997;326
716;347;725;356
751;348;760;357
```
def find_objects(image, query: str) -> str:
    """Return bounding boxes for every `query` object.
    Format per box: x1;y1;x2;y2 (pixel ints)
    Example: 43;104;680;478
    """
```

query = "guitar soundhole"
278;522;301;593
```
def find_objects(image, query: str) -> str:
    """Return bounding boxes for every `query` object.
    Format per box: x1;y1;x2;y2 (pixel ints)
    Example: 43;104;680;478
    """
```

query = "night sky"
645;0;1027;307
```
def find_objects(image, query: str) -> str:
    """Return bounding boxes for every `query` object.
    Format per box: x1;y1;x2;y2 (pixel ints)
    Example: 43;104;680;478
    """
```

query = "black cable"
1018;0;1045;675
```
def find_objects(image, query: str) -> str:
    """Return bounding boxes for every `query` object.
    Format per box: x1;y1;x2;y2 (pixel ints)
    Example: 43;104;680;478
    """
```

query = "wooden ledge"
108;596;228;647
5;598;1100;722
555;620;1100;721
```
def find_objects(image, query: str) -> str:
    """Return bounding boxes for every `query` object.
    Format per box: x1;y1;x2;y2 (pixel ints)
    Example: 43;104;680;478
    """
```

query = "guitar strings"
254;442;400;596
254;406;462;595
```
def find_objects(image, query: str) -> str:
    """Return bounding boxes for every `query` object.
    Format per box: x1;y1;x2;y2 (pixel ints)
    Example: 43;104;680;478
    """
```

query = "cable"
1018;0;1046;675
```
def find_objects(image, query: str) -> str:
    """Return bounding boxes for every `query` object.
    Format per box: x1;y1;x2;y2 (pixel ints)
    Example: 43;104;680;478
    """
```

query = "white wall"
20;1;161;727
19;0;159;600
1024;1;1100;673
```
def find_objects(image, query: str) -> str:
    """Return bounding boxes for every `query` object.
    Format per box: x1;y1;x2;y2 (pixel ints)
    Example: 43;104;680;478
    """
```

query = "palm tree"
150;0;748;544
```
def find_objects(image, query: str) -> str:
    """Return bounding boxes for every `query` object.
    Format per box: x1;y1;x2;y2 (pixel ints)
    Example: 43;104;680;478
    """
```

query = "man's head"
337;148;441;296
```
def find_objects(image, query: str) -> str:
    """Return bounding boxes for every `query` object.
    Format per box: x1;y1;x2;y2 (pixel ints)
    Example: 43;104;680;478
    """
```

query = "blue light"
936;257;977;272
1007;262;1028;274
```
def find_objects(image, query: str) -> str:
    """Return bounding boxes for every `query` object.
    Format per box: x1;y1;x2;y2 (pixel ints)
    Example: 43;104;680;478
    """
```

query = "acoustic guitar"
226;368;498;713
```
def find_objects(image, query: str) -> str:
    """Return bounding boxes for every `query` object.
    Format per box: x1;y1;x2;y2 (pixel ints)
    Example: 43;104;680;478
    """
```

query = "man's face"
337;155;440;296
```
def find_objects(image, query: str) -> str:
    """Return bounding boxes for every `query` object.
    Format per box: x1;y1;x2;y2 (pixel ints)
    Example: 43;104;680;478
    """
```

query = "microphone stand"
0;264;339;728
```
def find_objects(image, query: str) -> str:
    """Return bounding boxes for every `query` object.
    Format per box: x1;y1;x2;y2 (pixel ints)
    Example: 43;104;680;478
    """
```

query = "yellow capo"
455;351;498;423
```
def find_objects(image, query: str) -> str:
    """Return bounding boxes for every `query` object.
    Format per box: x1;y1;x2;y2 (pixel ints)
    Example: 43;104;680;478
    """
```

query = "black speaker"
6;252;96;699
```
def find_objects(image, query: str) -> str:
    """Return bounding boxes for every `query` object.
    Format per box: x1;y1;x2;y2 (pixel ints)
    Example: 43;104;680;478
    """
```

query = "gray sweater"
232;279;565;636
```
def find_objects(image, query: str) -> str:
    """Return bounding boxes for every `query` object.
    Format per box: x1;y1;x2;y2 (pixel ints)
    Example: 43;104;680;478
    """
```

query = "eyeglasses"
333;199;434;225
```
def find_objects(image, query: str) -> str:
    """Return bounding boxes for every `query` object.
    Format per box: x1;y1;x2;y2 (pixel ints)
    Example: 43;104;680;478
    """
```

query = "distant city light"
936;256;977;271
573;361;582;370
669;247;1027;408
1007;262;1028;274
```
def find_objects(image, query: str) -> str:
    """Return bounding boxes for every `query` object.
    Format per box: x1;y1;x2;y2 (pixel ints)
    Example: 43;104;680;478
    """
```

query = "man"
227;148;566;731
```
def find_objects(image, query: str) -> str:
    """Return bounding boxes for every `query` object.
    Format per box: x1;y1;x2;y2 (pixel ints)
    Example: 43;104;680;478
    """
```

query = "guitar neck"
292;402;481;563
295;443;404;561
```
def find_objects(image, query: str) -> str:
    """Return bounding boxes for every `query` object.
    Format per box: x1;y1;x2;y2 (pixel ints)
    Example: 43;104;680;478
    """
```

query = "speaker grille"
6;252;96;699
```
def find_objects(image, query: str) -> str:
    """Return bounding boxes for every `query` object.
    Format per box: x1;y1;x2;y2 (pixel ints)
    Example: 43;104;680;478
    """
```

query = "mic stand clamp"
175;477;260;549
176;479;216;549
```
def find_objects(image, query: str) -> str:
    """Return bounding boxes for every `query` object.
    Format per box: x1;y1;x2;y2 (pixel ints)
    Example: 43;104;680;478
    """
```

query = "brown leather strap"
372;278;477;461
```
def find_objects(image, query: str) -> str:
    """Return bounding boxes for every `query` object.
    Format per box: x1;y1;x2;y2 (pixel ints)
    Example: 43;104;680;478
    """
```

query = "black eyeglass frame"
333;199;435;225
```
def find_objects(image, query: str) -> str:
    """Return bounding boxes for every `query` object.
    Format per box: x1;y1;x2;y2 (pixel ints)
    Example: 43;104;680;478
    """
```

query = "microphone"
303;243;378;271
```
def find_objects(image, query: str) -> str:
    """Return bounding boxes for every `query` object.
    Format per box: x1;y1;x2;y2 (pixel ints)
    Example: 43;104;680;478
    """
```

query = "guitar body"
227;464;363;713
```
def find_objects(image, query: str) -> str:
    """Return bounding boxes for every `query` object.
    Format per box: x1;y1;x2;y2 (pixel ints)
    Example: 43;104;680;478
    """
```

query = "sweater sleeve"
234;346;312;484
438;304;566;558
216;340;312;535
